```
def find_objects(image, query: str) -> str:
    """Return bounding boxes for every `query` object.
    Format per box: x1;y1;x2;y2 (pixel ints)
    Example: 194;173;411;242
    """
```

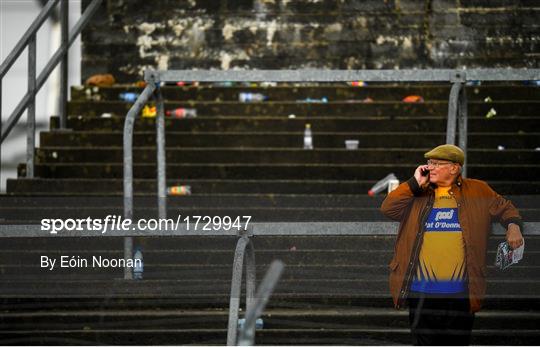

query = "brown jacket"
381;175;523;313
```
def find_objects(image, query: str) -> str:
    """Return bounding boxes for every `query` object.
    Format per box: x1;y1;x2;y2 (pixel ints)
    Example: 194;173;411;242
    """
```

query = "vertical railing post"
156;88;167;219
1;79;3;190
227;227;256;346
447;71;467;177
446;82;461;145
458;87;468;178
59;0;69;129
26;34;37;178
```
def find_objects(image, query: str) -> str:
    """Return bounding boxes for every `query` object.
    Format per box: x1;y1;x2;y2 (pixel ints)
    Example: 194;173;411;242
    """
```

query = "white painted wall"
0;0;81;192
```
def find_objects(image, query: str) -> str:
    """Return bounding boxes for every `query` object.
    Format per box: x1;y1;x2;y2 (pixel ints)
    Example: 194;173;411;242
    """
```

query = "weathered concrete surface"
81;0;540;82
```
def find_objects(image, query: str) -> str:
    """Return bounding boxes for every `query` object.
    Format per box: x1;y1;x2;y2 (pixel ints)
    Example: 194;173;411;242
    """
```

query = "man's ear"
452;164;462;175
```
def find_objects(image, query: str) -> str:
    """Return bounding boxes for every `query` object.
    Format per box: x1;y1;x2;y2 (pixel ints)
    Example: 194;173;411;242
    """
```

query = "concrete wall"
82;0;540;82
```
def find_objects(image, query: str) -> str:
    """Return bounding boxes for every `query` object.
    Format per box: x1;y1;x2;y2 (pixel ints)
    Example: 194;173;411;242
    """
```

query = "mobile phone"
421;168;430;176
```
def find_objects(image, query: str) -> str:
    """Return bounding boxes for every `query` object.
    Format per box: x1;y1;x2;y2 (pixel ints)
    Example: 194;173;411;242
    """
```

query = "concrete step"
0;195;388;208
0;327;404;345
2;264;537;281
4;326;540;345
4;327;540;345
1;235;539;252
2;249;396;267
2;294;540;312
7;178;540;195
2;206;539;222
50;115;540;133
35;147;540;165
3;249;540;268
2;277;540;297
0;206;388;222
17;162;540;181
39;131;540;149
70;84;540;102
67;100;540;117
0;308;404;331
1;195;537;210
2;307;539;331
0;295;394;312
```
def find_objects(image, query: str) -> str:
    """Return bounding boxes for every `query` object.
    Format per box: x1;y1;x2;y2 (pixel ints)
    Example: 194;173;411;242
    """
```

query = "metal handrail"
156;69;540;82
446;72;469;177
237;260;285;346
0;0;103;182
0;0;59;80
227;230;256;346
123;82;157;279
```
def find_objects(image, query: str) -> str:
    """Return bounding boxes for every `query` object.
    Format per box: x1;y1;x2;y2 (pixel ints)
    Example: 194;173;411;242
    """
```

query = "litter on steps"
368;173;399;196
85;73;115;87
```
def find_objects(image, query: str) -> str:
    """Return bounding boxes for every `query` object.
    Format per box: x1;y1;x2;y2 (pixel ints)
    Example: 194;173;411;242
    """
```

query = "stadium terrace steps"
34;146;540;164
16;162;540;181
1;195;539;222
2;83;540;345
1;241;540;346
69;84;540;102
35;132;540;152
49;115;540;133
66;100;540;118
1;234;540;345
6;178;540;196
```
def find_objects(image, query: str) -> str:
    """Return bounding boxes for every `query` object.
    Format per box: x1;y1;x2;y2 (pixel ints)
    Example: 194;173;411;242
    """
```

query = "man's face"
426;159;459;185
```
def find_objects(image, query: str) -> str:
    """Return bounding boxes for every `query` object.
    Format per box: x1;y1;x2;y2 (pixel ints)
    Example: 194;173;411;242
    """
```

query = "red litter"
402;95;424;103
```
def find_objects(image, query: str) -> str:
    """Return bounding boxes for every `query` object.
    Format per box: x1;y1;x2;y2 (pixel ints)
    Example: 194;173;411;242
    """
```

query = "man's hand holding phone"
414;165;430;188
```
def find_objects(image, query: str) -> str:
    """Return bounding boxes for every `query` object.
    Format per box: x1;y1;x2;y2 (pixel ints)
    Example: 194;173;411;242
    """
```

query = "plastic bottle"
167;185;192;196
368;173;398;196
237;318;264;330
166;108;197;118
119;92;140;102
239;92;268;102
133;247;143;280
348;81;367;87
297;97;328;103
387;178;400;193
465;80;481;86
303;123;313;150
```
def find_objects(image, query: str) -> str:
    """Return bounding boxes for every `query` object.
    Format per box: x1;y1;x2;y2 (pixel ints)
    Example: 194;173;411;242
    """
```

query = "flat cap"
424;144;464;165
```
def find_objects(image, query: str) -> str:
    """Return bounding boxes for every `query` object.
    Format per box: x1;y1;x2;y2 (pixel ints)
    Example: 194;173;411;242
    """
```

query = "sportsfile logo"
40;215;252;234
40;216;134;234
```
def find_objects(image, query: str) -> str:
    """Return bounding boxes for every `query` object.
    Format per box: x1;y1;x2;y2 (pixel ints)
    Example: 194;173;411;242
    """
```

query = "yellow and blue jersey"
411;186;467;294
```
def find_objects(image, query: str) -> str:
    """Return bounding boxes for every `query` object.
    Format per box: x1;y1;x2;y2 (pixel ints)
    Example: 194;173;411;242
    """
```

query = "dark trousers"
408;293;475;346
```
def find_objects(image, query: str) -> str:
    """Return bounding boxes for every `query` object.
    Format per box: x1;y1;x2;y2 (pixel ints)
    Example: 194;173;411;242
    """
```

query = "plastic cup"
345;140;359;150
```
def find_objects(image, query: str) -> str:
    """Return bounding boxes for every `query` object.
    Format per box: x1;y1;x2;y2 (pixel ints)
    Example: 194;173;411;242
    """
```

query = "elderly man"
381;144;524;345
